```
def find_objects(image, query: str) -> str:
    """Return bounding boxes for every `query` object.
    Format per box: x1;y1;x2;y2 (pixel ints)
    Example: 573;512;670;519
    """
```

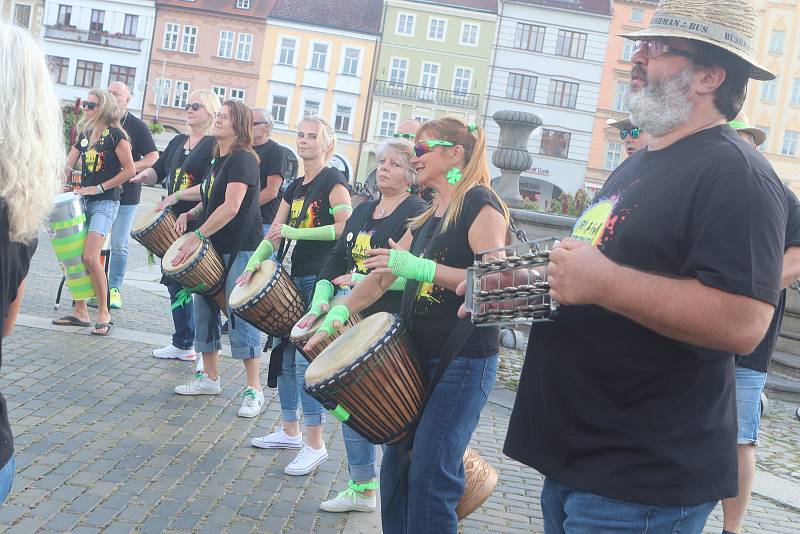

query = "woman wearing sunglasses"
52;89;135;336
305;117;509;532
131;89;220;363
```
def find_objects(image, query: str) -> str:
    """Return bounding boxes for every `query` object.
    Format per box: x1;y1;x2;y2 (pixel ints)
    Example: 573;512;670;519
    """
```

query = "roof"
512;0;612;16
410;0;498;14
269;0;384;34
157;0;275;19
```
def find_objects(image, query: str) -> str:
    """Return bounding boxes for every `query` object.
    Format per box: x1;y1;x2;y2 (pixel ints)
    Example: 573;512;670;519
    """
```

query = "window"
757;126;770;152
13;4;31;28
218;30;234;58
548;80;579;109
173;81;190;108
556;30;587;59
123;14;138;37
506;73;536;102
379;111;398;137
604;142;623;170
770;30;786;54
413;115;429;123
236;0;250;8
453;67;472;95
761;77;778;101
57;4;72;26
420;62;439;89
396;13;415;36
272;95;288;123
792;79;800;105
230;88;245;100
614;81;628;112
343;48;360;76
74;60;102;88
303;100;320;117
279;38;296;65
89;9;104;32
428;18;446;41
389;58;408;85
514;23;545;52
335;106;352;133
461;23;479;46
109;65;136;89
311;43;328;71
47;56;69;84
163;23;179;50
181;26;198;54
622;39;635;61
540;129;571;159
782;130;798;156
236;33;253;61
212;86;226;100
630;8;644;22
155;79;172;107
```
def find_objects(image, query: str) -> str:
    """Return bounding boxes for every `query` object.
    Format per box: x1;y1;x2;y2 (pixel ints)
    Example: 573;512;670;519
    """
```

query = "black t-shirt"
283;167;348;277
152;134;215;216
199;150;263;254
505;125;786;507
255;140;288;225
318;196;425;315
75;127;127;202
0;204;37;469
410;186;504;359
119;113;157;206
737;186;800;372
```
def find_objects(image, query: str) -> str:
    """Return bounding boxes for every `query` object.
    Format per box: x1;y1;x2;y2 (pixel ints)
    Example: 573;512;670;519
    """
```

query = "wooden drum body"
289;298;362;361
228;260;306;337
162;234;227;314
457;447;499;519
48;192;95;300
131;208;181;258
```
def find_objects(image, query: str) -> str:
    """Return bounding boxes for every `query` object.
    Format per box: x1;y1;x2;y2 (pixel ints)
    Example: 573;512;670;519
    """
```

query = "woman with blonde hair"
132;89;219;362
305;117;509;532
52;89;135;335
0;21;66;502
239;115;351;476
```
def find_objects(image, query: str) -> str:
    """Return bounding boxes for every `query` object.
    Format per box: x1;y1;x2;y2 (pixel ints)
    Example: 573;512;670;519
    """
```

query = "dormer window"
236;0;250;8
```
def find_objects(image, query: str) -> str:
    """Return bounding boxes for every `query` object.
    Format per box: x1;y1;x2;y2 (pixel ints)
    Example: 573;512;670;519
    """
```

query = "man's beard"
624;66;695;137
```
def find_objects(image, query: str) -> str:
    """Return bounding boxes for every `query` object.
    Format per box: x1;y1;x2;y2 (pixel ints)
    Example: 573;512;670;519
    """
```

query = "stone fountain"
491;110;542;208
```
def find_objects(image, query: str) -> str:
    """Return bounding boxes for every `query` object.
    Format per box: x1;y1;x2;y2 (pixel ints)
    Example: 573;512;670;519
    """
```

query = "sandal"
91;322;112;336
52;315;91;327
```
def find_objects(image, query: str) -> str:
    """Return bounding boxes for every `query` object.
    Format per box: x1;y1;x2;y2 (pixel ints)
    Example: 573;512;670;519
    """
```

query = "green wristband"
245;240;274;273
317;304;350;336
194;228;207;242
281;224;336;241
309;279;335;316
388;277;407;291
387;249;436;283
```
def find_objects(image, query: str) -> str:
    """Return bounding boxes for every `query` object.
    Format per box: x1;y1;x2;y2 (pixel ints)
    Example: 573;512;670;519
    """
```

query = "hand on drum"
174;213;191;235
295;308;324;330
156;194;178;212
170;232;201;267
362;239;405;273
548;238;615;305
303;324;339;354
235;269;256;287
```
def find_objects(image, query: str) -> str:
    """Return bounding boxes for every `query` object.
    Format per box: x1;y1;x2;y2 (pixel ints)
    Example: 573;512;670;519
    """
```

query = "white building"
484;0;611;201
40;0;155;114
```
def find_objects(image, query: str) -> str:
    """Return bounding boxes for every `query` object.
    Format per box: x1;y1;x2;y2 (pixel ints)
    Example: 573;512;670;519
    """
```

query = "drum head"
162;233;203;274
132;208;165;234
54;192;78;205
229;259;278;309
289;296;348;339
305;312;394;386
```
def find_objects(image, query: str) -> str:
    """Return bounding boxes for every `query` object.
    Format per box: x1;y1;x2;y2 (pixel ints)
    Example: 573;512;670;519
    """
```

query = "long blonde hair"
77;89;127;146
190;89;221;136
410;117;509;233
0;22;64;242
299;115;336;163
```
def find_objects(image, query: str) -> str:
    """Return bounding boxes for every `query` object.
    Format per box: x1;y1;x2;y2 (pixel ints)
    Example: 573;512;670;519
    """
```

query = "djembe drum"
162;234;228;315
289;297;362;361
49;192;94;300
130;208;181;258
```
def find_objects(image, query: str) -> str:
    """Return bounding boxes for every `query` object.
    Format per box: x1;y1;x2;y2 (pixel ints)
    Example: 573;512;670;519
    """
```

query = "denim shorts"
85;199;120;237
735;366;767;445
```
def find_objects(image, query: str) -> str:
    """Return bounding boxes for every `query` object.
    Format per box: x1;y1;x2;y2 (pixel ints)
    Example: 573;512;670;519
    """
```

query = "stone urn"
491;110;542;207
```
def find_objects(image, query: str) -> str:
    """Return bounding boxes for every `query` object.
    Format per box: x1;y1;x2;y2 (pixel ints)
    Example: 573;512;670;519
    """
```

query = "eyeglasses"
185;103;204;111
253;121;268;126
413;140;454;157
620;127;642;140
214;112;231;121
393;132;415;139
632;40;697;61
82;101;97;110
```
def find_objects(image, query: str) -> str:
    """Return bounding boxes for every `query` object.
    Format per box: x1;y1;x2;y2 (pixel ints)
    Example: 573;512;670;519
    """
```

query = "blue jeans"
380;354;498;534
276;274;325;426
167;277;195;350
193;251;261;359
108;203;138;288
735;366;767;445
541;478;717;534
0;456;15;503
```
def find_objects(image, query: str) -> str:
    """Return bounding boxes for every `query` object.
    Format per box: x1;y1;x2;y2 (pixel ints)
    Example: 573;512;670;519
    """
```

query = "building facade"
257;0;383;181
485;0;611;202
142;0;274;132
359;0;497;179
585;0;657;190
39;0;155;115
2;0;45;36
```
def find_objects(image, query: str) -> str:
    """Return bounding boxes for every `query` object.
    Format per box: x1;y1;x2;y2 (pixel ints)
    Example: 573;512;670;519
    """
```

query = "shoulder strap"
277;169;331;262
167;134;189;194
398;214;443;325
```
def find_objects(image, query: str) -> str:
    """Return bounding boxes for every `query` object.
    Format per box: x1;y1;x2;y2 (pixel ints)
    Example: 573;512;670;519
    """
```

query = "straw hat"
607;118;634;130
620;0;775;81
728;112;766;146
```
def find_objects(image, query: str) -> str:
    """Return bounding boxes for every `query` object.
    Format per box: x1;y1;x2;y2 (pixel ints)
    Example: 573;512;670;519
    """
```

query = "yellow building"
742;0;800;195
256;0;383;181
1;0;45;36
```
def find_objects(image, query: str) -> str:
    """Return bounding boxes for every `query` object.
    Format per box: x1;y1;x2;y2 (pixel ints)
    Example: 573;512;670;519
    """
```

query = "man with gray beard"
504;1;787;532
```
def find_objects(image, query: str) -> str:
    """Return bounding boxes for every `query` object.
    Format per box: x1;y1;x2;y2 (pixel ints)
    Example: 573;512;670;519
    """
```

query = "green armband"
245;240;274;273
309;279;335;316
281;224;336;241
388;277;407;291
329;203;352;215
317;304;350;336
387;249;436;283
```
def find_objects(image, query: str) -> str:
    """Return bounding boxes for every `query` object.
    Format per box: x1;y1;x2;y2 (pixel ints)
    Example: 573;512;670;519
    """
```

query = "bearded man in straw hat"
503;0;788;532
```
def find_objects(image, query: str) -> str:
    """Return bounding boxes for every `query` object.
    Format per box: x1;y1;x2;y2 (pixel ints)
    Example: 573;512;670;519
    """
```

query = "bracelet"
194;228;207;242
175;190;182;201
97;183;105;193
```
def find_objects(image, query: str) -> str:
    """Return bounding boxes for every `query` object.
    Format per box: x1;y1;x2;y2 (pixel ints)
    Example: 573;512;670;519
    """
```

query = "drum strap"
277;172;328;263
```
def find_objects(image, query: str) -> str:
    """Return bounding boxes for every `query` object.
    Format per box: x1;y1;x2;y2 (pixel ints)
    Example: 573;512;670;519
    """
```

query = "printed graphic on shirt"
175;168;194;192
572;198;632;250
83;148;105;174
414;249;446;307
290;197;321;229
352;232;372;273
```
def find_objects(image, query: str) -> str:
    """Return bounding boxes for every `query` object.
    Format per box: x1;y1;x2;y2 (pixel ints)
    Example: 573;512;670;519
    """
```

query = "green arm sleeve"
281;224;336;241
244;240;274;273
317;304;350;336
387;249;436;283
309;279;335;316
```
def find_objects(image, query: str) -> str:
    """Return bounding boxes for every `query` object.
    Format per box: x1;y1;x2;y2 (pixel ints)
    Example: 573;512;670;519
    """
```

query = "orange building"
142;0;276;132
585;0;657;190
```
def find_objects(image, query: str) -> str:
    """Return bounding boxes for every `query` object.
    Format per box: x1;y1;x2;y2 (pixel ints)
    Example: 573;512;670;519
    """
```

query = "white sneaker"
250;429;303;450
285;444;328;476
320;480;378;512
153;344;196;361
174;372;221;395
237;387;265;418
